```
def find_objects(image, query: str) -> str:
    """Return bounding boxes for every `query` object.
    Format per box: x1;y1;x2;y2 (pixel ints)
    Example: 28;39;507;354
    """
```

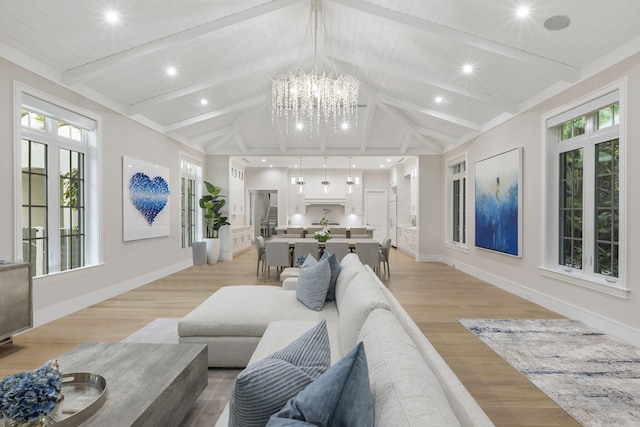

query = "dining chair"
349;227;367;238
350;234;371;239
255;236;266;276
265;240;292;280
323;241;350;262
329;227;346;239
285;227;304;238
293;241;319;263
355;241;382;276
379;237;392;279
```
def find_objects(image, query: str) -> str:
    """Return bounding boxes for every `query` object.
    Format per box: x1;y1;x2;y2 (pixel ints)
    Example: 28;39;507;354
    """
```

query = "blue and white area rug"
460;319;640;427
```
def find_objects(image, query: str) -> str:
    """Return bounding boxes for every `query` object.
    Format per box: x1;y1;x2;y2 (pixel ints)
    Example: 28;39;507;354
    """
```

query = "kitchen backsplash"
288;204;362;227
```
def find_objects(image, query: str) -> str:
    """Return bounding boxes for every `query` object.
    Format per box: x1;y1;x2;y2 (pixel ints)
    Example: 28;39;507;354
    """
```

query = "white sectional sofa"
178;254;494;426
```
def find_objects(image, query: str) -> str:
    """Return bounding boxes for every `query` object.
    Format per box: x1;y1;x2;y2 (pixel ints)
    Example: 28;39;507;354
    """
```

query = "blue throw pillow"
267;342;373;427
228;320;331;427
296;258;331;311
320;251;341;302
301;253;317;268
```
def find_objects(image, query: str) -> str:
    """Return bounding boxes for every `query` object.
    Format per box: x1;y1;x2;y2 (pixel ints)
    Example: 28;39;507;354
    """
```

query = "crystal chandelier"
271;0;359;133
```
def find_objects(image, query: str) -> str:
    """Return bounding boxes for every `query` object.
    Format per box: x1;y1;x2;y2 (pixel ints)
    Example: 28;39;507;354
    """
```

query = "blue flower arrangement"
296;255;307;267
0;360;62;424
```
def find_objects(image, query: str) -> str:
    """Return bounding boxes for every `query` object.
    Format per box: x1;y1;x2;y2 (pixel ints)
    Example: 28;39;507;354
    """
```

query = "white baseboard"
440;256;640;347
33;259;193;327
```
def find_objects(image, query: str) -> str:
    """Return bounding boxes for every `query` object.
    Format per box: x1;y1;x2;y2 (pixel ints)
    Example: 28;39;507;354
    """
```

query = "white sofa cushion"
334;253;366;306
178;286;339;338
358;309;462;427
337;270;391;354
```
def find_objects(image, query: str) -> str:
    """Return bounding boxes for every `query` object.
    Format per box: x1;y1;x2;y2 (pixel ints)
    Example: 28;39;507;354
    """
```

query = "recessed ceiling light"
166;66;177;77
516;7;530;18
261;158;266;162
295;122;304;130
341;122;349;130
435;96;443;103
269;165;273;168
386;158;391;162
105;11;120;24
380;164;384;168
200;98;208;106
544;15;571;31
463;64;473;74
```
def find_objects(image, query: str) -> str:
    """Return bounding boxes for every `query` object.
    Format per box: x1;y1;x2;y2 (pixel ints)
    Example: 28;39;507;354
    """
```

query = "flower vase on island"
313;229;332;242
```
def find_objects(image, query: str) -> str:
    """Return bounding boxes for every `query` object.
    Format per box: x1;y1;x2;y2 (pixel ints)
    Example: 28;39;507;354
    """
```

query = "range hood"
304;197;346;206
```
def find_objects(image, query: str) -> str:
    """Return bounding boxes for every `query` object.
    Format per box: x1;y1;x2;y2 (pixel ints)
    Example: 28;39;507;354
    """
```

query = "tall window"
180;157;202;248
18;90;98;277
542;83;626;297
446;155;467;248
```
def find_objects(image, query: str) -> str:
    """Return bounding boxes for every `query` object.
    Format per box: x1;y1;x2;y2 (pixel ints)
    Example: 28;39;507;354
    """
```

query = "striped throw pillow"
228;320;330;427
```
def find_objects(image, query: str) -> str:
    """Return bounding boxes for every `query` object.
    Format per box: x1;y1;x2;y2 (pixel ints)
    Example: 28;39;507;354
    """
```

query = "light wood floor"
0;246;580;426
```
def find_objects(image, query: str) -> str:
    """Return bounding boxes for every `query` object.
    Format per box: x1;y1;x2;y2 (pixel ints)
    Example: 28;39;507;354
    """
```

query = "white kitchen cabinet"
231;226;251;255
229;162;245;215
410;169;417;215
390;166;398;188
397;226;416;256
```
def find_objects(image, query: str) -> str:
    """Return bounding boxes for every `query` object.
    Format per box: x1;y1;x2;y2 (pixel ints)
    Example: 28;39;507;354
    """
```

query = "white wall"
429;53;640;345
0;57;204;326
418;155;443;260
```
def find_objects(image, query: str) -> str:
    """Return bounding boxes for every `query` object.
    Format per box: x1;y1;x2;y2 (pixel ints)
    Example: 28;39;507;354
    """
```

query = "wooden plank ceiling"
1;0;639;165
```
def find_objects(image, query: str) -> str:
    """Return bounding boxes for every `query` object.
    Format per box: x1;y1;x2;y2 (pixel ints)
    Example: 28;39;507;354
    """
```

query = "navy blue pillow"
267;342;373;427
320;251;341;302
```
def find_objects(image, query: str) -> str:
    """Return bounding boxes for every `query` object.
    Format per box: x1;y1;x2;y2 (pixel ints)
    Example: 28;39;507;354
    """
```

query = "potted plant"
199;181;230;264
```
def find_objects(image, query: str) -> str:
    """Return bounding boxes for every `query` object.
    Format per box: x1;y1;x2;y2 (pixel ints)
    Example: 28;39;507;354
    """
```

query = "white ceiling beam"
126;49;314;115
360;104;376;153
165;95;266;132
188;127;233;145
205;139;229;154
360;84;442;153
204;105;266;151
330;49;518;114
378;94;483;132
400;131;412;154
61;0;304;85
233;132;248;154
326;0;580;82
414;126;458;146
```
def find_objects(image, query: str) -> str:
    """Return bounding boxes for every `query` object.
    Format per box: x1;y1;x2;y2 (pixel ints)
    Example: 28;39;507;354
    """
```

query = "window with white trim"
541;82;626;296
180;157;202;248
446;155;467;248
18;91;99;277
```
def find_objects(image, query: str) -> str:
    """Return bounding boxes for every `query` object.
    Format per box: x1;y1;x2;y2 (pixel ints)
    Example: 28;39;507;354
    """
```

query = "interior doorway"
249;190;278;239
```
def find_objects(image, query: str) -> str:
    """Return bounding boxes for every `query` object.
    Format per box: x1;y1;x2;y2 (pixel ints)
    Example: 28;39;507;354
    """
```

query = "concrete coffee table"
56;342;207;426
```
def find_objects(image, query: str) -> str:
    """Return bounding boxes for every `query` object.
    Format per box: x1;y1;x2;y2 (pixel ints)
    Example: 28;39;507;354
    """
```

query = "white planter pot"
204;238;221;264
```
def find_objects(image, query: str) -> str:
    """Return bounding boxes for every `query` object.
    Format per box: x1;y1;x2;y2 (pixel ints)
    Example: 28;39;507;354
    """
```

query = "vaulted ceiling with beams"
1;0;640;157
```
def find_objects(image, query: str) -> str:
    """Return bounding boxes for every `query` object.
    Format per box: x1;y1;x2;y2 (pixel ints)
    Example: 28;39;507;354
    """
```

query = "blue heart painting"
129;172;170;225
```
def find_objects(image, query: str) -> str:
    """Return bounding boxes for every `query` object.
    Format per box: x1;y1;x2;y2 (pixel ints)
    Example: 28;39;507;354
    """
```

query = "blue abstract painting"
123;156;171;241
475;148;522;256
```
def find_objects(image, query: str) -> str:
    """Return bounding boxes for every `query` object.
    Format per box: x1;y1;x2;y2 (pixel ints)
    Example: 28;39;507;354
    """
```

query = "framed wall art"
122;156;171;241
474;147;523;257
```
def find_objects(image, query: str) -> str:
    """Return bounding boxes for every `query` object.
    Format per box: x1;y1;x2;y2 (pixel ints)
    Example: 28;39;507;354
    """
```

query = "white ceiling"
2;0;640;169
